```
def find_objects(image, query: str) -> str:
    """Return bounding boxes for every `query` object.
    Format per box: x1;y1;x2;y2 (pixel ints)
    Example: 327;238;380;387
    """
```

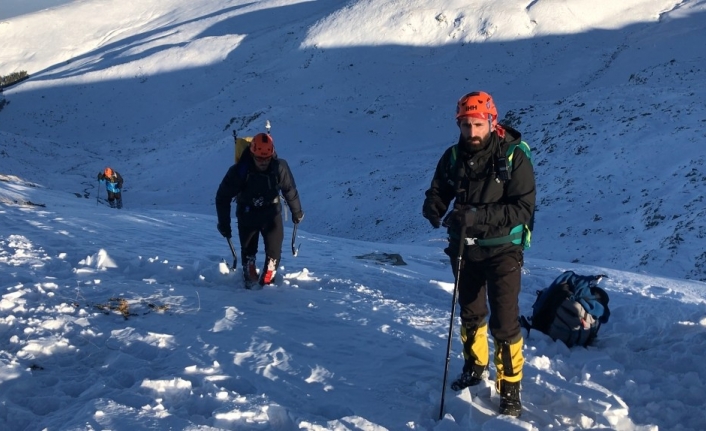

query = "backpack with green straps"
449;140;534;249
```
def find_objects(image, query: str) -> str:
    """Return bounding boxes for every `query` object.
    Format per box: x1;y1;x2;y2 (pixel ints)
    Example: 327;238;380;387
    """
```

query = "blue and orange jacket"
97;171;123;193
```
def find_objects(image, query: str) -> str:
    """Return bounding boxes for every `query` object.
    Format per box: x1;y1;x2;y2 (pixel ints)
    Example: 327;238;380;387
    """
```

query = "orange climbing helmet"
250;133;274;159
456;91;498;126
104;167;114;177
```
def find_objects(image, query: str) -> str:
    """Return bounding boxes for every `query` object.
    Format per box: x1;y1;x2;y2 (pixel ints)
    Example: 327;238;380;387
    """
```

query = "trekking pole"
438;237;468;420
226;237;238;271
96;181;101;205
291;224;300;256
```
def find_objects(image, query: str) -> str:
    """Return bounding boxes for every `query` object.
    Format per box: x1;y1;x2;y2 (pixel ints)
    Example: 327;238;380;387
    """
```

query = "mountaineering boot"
451;363;488;391
243;256;259;288
116;199;123;209
498;380;522;417
259;256;277;286
494;337;524;417
109;199;116;208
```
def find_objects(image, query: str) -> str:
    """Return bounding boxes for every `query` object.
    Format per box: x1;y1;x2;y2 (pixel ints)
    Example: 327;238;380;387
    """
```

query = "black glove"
425;213;441;229
217;223;232;238
293;212;304;224
445;205;477;228
422;200;442;229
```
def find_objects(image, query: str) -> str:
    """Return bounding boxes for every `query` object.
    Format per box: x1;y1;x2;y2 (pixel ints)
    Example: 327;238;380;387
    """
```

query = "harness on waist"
448;224;526;247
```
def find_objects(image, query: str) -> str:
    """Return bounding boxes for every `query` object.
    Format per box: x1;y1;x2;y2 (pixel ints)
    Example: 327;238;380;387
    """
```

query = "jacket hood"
498;124;522;145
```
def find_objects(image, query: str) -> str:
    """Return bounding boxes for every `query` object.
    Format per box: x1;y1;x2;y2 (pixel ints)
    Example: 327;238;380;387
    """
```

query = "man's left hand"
446;205;477;228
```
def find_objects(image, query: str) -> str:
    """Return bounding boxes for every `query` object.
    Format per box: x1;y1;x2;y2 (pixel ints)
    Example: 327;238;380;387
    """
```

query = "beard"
462;132;491;152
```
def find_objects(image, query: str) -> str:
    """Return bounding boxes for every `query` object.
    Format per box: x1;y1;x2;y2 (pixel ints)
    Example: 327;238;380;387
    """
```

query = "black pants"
107;191;122;208
237;208;283;263
453;248;523;342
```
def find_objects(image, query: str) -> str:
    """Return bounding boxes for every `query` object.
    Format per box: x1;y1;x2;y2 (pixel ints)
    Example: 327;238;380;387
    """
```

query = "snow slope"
1;0;706;429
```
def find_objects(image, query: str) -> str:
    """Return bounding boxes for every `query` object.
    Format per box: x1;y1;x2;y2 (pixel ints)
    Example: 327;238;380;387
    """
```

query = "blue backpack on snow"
524;271;611;347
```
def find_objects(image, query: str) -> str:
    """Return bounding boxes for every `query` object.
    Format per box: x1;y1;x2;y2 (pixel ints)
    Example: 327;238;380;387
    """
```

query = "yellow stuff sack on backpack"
235;137;253;163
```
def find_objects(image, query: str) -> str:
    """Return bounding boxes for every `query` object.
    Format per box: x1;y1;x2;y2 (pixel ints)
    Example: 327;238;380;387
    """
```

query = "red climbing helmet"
250;133;274;159
456;91;498;126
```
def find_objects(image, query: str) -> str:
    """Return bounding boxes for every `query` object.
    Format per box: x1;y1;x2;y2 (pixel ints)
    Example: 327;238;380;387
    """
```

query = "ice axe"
226;237;238;271
291;224;300;257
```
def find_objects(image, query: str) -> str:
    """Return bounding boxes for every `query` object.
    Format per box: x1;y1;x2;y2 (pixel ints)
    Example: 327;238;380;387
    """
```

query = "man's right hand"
424;213;441;229
422;202;442;229
217;223;232;239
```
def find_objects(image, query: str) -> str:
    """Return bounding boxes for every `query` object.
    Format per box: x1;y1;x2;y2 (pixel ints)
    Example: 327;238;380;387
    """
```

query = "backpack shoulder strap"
449;144;458;171
444;144;461;189
271;158;282;188
506;141;532;168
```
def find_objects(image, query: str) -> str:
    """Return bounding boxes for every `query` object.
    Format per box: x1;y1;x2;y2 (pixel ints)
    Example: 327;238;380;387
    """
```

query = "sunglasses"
254;156;271;163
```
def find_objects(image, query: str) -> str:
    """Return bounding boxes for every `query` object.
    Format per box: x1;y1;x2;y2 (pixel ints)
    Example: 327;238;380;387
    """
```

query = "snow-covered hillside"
2;0;705;278
1;1;706;430
2;177;706;430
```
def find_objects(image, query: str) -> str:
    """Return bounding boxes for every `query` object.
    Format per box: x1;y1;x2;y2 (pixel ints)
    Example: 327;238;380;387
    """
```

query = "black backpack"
523;271;611;347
